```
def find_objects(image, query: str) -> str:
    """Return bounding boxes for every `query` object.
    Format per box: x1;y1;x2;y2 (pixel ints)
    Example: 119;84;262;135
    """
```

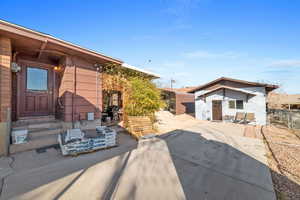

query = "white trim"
121;63;160;78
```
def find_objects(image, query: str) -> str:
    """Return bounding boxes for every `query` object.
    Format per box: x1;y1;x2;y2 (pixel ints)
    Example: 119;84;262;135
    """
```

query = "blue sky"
1;0;300;93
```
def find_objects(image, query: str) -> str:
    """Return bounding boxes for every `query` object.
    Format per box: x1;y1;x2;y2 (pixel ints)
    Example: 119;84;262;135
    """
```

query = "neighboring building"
189;77;278;125
161;88;195;115
267;93;300;110
0;20;158;155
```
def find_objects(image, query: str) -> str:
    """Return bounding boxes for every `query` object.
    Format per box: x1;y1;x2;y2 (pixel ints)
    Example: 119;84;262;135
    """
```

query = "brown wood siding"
203;83;224;91
59;56;102;122
175;93;195;115
59;59;75;122
223;80;257;88
0;37;12;122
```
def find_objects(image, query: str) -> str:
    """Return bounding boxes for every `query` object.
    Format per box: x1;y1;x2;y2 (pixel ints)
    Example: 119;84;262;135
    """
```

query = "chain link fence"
268;109;300;129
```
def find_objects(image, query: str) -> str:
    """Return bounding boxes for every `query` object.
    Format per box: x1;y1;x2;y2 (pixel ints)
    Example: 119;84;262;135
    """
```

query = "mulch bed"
262;125;300;200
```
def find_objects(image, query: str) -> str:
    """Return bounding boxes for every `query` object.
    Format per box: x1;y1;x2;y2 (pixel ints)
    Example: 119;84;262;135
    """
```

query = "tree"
124;77;165;116
102;63;165;117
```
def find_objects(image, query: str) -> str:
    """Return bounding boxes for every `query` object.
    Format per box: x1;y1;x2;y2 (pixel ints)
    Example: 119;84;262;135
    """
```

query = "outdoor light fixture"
11;62;21;72
54;66;61;71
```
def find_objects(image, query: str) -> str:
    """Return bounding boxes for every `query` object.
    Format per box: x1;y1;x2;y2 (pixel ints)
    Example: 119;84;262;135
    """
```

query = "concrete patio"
0;121;279;200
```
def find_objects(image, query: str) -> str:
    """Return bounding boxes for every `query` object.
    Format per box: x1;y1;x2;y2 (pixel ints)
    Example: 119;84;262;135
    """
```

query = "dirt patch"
262;125;300;200
154;111;199;134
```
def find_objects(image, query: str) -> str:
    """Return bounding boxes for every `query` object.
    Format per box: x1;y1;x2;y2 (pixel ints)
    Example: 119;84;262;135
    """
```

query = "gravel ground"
262;125;300;200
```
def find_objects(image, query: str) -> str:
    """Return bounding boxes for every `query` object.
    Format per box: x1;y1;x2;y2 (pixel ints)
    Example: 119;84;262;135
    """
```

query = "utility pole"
170;79;176;89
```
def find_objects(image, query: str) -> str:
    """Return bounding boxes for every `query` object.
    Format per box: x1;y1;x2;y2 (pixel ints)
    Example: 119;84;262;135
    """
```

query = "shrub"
124;77;165;116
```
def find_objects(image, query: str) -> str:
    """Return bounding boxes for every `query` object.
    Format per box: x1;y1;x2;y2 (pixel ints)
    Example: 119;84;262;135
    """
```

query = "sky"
1;0;300;93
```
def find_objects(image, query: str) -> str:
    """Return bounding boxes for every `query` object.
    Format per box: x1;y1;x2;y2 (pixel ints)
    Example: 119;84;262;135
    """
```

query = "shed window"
236;100;244;109
229;100;235;109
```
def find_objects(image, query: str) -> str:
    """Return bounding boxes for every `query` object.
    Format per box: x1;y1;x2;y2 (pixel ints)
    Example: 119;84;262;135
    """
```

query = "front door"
19;65;54;117
212;100;222;120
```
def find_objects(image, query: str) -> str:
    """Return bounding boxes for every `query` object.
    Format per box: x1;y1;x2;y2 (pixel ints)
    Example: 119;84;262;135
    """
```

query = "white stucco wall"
195;87;267;125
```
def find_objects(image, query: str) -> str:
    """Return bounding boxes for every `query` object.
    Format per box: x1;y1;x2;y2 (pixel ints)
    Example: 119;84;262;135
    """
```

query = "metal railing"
268;109;300;129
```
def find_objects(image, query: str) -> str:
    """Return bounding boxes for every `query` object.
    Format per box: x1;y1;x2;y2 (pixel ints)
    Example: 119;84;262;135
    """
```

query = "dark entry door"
20;65;53;117
212;100;222;120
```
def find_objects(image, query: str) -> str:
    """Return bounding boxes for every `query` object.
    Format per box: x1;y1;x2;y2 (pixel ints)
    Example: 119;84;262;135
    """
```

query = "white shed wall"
195;87;267;125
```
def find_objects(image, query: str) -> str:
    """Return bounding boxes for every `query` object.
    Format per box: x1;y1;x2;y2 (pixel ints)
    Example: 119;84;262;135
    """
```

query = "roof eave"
190;77;279;93
0;19;123;64
121;63;160;78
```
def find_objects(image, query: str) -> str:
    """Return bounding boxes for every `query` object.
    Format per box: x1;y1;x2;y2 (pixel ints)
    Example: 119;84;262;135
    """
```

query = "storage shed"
161;88;195;115
189;77;278;125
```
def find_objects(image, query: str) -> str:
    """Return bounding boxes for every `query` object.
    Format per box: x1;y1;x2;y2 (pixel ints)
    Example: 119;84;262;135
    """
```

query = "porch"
0;20;123;155
0;19;158;155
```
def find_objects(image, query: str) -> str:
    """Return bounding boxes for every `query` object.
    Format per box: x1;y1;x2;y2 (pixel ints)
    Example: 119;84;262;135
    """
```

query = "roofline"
0;19;160;77
198;86;256;97
121;63;160;78
161;88;195;95
0;19;123;64
189;77;279;93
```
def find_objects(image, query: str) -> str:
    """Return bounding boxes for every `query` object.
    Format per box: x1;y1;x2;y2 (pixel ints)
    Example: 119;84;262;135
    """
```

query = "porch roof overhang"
198;86;257;98
0;19;158;78
121;63;160;79
0;19;122;65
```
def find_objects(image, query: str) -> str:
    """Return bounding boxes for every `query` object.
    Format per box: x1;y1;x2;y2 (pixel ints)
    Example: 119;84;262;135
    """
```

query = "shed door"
20;66;54;117
212;100;222;120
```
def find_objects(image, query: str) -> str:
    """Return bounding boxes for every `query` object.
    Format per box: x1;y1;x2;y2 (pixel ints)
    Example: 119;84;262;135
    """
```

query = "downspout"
72;57;76;128
96;65;99;118
95;64;101;121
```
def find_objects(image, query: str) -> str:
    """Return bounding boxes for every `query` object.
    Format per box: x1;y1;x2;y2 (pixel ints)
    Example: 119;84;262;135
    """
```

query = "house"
189;77;278;125
0;20;158;155
161;88;195;115
267;92;300;110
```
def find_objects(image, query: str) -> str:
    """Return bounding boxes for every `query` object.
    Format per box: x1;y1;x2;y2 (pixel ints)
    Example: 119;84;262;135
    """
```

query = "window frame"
26;67;48;91
236;100;244;110
228;100;236;109
228;99;244;110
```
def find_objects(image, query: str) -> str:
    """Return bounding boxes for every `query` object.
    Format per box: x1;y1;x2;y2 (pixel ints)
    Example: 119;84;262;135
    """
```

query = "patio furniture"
233;112;246;123
223;115;235;122
244;113;256;124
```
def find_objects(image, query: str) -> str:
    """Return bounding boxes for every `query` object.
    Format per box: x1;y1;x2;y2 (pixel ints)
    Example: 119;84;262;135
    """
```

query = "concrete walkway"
111;138;186;200
0;132;138;200
0;122;276;200
162;123;276;200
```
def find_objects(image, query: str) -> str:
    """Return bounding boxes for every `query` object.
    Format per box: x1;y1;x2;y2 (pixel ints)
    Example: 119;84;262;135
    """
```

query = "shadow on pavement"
159;129;300;200
2;129;299;200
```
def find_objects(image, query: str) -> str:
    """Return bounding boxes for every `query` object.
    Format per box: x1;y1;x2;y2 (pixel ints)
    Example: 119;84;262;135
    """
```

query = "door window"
26;67;48;91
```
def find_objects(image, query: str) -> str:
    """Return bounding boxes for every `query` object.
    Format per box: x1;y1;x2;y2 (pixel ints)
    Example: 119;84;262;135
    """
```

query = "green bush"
125;77;165;116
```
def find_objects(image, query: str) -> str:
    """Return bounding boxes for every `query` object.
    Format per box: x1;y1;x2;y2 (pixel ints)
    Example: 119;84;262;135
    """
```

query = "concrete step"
12;121;62;131
28;128;62;140
12;115;56;126
10;134;59;154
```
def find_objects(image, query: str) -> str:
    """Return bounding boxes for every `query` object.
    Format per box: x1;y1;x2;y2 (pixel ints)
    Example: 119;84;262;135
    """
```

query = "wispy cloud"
160;0;204;33
162;0;202;17
182;50;244;59
150;60;195;87
269;59;300;67
162;60;186;68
